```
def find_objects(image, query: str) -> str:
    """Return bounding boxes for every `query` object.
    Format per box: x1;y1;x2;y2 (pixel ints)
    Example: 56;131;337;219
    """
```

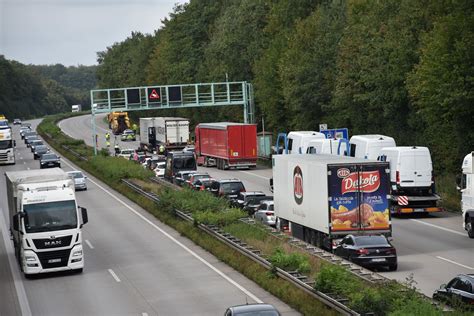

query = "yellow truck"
107;112;130;135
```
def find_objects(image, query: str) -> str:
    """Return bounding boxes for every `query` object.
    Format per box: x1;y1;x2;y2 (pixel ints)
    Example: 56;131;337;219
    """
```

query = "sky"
0;0;187;66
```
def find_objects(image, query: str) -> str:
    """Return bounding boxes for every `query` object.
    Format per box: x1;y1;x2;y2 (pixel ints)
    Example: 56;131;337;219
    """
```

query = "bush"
89;155;153;182
194;208;247;226
269;248;311;274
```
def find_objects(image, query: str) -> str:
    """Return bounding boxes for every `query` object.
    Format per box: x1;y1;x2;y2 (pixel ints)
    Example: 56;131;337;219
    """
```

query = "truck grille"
37;249;71;269
0;153;8;160
33;235;72;249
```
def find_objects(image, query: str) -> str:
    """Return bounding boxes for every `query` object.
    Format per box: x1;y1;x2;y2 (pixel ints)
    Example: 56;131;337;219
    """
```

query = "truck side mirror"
12;213;20;231
80;207;88;226
13;140;16;147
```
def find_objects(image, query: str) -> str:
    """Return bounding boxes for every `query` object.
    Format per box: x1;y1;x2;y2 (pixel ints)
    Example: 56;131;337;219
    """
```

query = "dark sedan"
433;274;474;309
30;140;44;152
33;145;49;159
333;235;397;271
40;153;61;168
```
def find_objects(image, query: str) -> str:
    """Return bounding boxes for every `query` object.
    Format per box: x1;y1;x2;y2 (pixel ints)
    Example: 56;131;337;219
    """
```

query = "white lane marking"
27;167;30;170
240;171;270;180
108;269;121;282
85;240;94;249
410;219;466;237
60;158;262;303
436;256;474;270
23;162;26;165
142;313;149;316
0;208;32;316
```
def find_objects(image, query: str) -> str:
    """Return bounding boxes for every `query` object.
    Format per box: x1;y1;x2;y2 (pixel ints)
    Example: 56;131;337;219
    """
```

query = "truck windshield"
23;200;78;233
0;140;12;150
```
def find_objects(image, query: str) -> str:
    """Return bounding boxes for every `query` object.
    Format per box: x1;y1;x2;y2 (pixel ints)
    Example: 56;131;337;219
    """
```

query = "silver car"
254;200;276;227
67;171;87;191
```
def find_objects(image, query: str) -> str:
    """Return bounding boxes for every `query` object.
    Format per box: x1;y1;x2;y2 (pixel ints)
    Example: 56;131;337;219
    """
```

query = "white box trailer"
460;152;474;238
139;117;190;152
273;154;391;250
378;146;442;214
6;168;88;276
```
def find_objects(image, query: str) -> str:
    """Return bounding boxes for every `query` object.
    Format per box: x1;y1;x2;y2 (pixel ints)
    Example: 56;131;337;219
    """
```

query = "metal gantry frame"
90;81;255;155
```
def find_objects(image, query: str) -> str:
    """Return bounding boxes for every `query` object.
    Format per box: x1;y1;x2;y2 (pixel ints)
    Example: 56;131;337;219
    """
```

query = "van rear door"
413;149;432;187
399;148;432;188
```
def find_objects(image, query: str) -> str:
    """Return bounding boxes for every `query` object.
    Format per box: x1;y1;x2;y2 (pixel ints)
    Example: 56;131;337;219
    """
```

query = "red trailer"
195;122;257;170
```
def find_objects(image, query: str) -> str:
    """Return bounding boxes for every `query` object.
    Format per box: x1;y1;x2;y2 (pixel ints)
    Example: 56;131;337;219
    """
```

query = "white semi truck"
273;154;392;250
0;126;15;165
6;169;88;276
460;152;474;238
139;117;190;153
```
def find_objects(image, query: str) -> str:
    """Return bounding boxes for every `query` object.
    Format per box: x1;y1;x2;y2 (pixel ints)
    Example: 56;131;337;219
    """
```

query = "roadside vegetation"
36;113;474;315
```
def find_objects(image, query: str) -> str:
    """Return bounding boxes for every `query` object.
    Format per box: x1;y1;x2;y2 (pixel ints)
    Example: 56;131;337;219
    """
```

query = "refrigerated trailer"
273;154;392;250
6;169;88;276
140;117;190;152
195;122;257;170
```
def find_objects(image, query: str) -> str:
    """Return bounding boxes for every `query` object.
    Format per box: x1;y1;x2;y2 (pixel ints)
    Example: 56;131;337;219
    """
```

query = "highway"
58;114;474;297
0;120;299;315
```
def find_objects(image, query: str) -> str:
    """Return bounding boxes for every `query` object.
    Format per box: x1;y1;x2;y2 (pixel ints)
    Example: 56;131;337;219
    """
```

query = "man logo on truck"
293;166;303;205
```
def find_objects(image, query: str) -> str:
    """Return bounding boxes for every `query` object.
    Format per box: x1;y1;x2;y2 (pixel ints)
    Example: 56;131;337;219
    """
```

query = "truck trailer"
273;154;392;250
0;126;15;165
6;168;88;276
140;117;190;153
195;122;257;170
460;152;474;238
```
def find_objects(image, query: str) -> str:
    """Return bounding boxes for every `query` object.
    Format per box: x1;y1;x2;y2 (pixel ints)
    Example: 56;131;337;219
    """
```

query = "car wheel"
388;264;398;271
467;219;474;239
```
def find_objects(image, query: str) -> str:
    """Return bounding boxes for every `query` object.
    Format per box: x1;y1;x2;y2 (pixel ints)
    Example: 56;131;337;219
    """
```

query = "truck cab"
7;169;88;275
349;135;396;160
460;152;474;238
286;131;325;154
0;126;15;165
306;138;350;156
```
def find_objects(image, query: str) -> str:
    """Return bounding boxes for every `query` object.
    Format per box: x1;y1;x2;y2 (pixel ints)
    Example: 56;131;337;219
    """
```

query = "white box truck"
71;104;81;112
273;154;392;250
350;135;396;160
378;146;442;214
139;117;190;152
460;152;474;238
6;169;88;276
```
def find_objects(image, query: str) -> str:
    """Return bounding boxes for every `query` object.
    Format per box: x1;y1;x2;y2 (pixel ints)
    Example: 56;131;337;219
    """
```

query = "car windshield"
42;154;57;160
268;204;274;211
35;145;48;151
69;172;84;179
24;200;78;233
0;120;8;128
355;236;389;246
0;140;12;150
221;182;244;193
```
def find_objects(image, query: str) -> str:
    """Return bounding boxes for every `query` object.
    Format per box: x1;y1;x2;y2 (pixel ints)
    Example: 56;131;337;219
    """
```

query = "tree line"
0;56;96;120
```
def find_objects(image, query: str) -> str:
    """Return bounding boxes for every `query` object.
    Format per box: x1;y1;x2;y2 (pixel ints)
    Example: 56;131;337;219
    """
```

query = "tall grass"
436;173;461;212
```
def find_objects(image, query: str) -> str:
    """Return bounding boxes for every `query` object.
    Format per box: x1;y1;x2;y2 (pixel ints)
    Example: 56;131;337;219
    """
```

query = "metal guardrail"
121;178;360;315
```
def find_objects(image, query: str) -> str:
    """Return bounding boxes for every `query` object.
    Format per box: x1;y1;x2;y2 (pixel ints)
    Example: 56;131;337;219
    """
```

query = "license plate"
414;208;425;212
48;258;61;263
372;258;386;262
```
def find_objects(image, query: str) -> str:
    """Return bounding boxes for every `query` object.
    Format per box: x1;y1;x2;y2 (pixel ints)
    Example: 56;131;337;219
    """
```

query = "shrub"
194;208;247;226
269;248;311;274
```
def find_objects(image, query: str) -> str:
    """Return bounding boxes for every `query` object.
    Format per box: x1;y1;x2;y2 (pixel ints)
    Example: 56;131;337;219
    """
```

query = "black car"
209;179;246;200
25;135;39;147
433;274;474;309
23;131;37;142
30;140;44;152
164;151;197;181
33;145;49;159
173;170;197;187
333;235;397;271
231;191;266;209
40;153;61;168
243;196;274;216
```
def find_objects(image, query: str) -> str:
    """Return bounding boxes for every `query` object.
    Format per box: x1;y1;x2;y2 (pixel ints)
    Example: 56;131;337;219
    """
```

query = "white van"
287;131;325;154
378;146;434;192
349;135;396;160
460;152;474;238
306;138;349;156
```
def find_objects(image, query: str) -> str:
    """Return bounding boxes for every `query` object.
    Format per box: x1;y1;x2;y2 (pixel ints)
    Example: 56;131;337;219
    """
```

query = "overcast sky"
0;0;187;66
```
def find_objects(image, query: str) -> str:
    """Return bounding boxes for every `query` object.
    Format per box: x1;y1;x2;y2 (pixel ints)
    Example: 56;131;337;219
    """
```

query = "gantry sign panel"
90;81;255;124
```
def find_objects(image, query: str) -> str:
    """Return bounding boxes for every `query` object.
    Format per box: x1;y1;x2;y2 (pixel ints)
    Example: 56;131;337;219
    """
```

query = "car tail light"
386;248;397;255
357;248;369;255
265;212;273;216
396;171;400;185
200;185;205;191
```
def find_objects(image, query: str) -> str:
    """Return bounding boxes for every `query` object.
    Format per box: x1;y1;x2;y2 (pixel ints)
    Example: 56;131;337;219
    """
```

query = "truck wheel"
467;219;474;239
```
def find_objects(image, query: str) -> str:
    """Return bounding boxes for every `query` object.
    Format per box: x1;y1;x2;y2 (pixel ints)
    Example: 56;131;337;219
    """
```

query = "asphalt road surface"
59;114;474;297
0;120;299;316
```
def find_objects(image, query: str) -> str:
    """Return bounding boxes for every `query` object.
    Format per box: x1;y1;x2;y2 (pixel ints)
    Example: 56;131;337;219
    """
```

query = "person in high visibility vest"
132;123;138;134
159;144;165;155
105;132;110;141
106;140;110;148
